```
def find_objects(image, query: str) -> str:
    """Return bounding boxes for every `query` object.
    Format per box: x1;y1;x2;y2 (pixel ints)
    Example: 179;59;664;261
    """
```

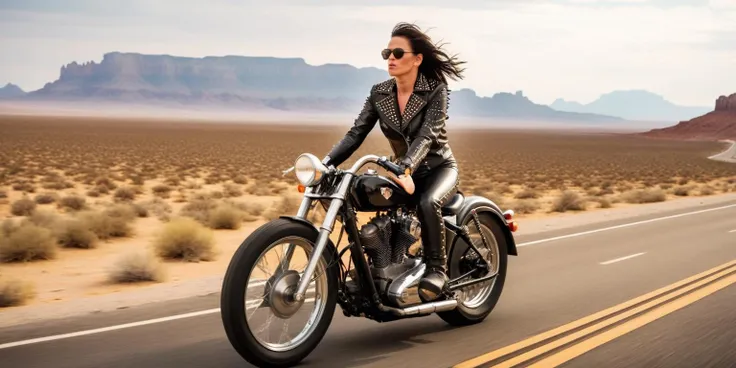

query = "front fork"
285;176;353;302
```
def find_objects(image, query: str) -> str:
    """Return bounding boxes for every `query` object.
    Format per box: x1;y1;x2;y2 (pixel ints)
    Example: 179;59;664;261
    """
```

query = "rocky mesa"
641;93;736;140
8;52;621;122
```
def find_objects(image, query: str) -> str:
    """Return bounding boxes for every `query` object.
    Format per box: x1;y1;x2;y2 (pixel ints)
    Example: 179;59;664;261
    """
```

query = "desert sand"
1;114;735;327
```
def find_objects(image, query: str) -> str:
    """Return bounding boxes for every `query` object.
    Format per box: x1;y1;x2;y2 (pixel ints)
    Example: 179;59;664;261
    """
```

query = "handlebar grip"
378;157;406;177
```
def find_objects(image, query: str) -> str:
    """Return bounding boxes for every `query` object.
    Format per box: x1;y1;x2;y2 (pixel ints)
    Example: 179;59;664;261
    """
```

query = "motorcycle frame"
283;154;498;314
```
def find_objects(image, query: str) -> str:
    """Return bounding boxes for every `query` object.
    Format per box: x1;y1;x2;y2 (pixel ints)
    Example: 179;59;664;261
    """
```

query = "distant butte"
640;93;736;141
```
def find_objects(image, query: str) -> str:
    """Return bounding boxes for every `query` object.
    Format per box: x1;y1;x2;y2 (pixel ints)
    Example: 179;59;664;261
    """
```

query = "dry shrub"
104;203;138;222
0;223;57;262
114;186;137;202
511;199;540;214
108;251;166;283
494;183;513;194
232;175;248;185
95;176;117;191
616;182;635;192
672;185;693;197
34;192;58;204
698;185;715;196
41;180;73;190
12;182;35;193
172;190;188;203
0;189;7;199
57;218;99;249
130;203;150;218
23;209;61;230
514;188;540;199
1;219;15;236
95;184;110;195
621;189;667;204
180;198;218;224
164;176;181;186
223;183;243;198
268;181;289;195
207;203;244;229
183;180;202;190
551;191;587;212
137;198;172;221
204;175;222;185
78;210;134;240
11;198;36;216
0;278;36;307
59;194;87;211
307;205;327;223
246;181;273;196
152;184;172;198
153;217;216;262
597;198;612;208
262;195;302;220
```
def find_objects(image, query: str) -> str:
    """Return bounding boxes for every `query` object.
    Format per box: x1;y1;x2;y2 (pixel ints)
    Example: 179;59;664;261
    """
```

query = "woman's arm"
323;85;379;167
398;84;448;174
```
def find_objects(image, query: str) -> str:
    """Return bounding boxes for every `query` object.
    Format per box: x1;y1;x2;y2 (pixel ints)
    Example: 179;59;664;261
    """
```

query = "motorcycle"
220;152;519;367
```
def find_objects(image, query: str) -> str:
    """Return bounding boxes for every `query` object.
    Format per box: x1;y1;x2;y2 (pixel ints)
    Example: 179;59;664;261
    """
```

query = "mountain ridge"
3;51;623;122
0;83;26;98
551;89;711;122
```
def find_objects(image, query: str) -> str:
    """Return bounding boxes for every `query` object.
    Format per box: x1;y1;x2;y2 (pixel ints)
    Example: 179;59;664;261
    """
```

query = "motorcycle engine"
360;212;420;269
359;212;424;304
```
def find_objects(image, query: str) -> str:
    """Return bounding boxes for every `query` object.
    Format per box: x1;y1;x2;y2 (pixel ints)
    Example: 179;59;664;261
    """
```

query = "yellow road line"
452;259;736;368
489;264;736;368
530;272;736;367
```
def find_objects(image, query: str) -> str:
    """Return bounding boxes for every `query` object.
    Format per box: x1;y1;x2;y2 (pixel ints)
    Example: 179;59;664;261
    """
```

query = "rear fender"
454;196;518;256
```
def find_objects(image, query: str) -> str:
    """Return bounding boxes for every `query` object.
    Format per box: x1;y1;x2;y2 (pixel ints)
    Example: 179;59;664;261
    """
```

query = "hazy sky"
1;0;734;106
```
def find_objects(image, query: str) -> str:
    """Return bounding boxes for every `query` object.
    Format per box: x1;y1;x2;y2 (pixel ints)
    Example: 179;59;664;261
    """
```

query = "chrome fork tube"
279;188;313;271
293;175;353;301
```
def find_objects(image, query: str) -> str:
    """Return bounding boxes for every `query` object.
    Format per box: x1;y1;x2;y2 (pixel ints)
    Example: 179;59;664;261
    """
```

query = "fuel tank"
349;171;413;212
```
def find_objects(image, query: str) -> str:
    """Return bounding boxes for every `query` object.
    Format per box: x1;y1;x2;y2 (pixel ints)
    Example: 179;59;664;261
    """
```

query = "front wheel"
220;218;339;368
438;213;508;326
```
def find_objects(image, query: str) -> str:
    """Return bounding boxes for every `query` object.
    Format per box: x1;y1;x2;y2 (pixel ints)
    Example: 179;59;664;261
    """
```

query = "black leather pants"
412;160;459;270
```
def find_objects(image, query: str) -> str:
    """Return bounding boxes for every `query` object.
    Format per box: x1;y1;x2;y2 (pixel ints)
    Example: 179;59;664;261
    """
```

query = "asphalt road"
709;140;736;163
2;199;736;368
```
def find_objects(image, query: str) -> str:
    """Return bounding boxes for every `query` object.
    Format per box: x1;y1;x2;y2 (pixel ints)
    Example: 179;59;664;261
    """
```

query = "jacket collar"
375;73;432;95
374;73;431;131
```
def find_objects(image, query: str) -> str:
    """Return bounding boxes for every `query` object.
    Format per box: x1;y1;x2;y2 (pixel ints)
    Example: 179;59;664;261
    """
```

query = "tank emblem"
380;187;393;200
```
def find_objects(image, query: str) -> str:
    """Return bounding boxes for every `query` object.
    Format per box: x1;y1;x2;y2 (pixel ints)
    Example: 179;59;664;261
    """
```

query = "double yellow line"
454;259;736;368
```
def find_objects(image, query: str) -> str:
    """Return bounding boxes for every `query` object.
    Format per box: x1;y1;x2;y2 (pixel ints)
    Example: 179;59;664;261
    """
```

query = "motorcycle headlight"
294;153;328;187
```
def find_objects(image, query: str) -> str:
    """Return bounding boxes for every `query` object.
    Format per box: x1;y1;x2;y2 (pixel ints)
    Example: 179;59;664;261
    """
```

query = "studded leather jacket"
323;73;456;175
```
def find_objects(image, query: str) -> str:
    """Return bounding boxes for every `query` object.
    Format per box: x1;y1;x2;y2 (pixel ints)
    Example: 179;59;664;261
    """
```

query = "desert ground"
1;114;735;313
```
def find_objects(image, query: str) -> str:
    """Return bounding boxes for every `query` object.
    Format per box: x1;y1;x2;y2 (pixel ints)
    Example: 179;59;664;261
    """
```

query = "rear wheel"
438;213;508;326
220;219;339;368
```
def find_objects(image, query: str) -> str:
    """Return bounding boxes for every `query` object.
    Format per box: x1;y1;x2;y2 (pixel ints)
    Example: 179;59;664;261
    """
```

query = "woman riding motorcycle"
322;22;467;301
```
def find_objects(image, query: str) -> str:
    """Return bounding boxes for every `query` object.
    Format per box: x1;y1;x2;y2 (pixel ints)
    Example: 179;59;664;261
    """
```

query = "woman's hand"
388;172;415;195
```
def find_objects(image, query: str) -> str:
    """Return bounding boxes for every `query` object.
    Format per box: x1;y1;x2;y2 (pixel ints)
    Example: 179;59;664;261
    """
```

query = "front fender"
455;196;518;256
278;216;340;260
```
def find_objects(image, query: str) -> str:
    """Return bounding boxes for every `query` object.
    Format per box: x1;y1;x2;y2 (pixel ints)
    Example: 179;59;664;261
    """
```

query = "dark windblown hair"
391;22;466;84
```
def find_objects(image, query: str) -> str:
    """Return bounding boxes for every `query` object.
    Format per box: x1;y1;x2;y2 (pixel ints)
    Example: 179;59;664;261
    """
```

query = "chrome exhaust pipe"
379;299;458;317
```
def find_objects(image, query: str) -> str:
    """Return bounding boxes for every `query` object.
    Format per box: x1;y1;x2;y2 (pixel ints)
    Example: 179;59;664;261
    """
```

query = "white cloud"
0;1;733;106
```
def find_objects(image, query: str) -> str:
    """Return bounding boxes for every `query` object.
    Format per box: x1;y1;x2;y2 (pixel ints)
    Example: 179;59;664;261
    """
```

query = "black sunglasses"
381;48;415;60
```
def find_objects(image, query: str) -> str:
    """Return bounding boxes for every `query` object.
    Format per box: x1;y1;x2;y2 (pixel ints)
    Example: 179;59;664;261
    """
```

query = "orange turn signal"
508;221;518;232
297;184;305;193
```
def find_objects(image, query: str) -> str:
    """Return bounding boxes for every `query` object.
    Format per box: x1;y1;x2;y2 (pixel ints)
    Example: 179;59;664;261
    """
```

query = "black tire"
438;213;508;326
220;218;339;368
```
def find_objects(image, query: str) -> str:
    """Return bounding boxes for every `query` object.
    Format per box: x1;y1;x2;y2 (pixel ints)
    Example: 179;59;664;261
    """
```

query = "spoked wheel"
438;213;508;326
220;219;338;368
